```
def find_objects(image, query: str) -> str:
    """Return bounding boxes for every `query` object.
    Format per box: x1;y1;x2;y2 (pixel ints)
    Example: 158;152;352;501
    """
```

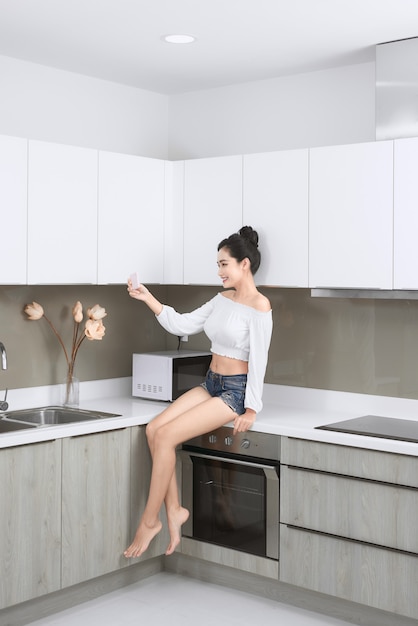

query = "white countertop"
2;378;418;456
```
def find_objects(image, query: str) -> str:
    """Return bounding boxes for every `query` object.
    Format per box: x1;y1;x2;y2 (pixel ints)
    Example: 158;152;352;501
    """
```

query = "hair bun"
239;225;259;248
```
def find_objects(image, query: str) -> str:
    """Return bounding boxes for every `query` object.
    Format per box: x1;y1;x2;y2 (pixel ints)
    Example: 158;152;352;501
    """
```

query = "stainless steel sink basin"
1;406;121;426
0;418;37;433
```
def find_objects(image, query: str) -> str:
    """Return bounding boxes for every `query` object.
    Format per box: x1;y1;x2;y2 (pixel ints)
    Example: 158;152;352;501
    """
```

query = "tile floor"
28;572;356;626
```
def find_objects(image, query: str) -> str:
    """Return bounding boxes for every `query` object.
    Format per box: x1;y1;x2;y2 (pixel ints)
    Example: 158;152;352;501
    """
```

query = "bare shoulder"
254;292;271;312
219;289;271;312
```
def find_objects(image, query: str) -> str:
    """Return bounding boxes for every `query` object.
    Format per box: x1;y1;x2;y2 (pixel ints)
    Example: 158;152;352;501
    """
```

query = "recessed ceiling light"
162;34;196;44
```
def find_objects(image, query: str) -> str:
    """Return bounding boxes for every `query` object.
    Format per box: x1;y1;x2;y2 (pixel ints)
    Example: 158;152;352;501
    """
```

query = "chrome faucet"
0;342;8;411
0;342;7;370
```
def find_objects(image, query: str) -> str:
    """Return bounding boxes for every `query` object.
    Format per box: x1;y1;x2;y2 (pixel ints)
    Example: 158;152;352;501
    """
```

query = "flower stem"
72;334;86;365
43;314;70;367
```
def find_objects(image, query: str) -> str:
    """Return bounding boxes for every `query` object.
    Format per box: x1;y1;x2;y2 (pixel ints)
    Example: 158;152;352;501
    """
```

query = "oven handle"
179;449;278;470
179;449;279;561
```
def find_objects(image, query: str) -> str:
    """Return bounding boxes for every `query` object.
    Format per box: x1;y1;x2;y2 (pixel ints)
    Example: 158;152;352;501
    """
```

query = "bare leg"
124;388;235;558
146;416;189;554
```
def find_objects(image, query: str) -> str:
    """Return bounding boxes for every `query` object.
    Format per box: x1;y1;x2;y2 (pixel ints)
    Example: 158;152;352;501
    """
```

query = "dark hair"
218;225;261;275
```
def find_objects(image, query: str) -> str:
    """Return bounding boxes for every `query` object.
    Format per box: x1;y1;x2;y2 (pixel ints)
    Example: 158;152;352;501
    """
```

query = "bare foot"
124;518;162;558
165;506;189;556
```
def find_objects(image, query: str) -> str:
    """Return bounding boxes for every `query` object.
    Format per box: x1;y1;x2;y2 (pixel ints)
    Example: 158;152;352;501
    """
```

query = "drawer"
281;437;418;488
281;465;418;553
280;524;418;620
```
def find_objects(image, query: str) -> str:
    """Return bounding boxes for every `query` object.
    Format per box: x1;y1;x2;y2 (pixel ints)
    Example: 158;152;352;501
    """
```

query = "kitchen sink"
0;418;37;433
1;406;121;426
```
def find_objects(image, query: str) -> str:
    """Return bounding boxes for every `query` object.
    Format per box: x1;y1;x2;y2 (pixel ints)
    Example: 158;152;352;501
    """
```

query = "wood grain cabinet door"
61;429;131;587
280;525;418;620
0;441;61;609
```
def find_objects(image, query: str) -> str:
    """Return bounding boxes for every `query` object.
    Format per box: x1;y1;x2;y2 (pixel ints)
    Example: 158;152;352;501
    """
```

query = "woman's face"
217;247;245;288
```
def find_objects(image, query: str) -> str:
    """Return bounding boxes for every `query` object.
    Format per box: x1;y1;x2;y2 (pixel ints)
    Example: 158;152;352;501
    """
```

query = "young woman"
124;226;272;558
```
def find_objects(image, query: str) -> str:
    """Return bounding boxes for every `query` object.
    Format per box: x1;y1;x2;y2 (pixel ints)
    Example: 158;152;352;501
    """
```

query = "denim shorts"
201;369;247;416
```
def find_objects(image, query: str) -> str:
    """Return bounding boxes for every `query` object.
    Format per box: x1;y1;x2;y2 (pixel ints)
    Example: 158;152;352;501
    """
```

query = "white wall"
0;55;376;161
0;55;169;158
168;62;376;159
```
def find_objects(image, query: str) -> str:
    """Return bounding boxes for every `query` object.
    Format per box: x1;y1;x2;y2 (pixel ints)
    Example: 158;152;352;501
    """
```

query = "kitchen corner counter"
2;378;418;456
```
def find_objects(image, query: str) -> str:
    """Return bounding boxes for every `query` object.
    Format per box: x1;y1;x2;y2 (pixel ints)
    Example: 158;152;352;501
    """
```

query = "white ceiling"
0;0;417;95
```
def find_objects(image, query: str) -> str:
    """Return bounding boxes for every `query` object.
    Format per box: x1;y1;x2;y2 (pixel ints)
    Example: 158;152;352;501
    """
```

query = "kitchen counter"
2;378;418;456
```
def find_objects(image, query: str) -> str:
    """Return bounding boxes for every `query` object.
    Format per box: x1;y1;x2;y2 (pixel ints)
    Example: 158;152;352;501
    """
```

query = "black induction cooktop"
316;415;418;443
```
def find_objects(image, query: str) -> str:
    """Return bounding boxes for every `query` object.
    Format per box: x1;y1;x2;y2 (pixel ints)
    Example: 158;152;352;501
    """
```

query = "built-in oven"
180;427;280;561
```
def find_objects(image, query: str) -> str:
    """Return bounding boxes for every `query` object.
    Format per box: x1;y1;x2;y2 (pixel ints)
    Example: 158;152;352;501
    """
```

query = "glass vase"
61;373;79;407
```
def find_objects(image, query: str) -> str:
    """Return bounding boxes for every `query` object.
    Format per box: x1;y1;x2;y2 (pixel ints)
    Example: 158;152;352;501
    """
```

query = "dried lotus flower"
87;304;107;320
24;299;108;384
24;302;44;320
85;319;106;341
72;301;83;323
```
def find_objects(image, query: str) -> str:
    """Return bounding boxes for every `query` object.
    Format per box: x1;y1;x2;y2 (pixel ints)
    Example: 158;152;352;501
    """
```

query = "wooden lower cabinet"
0;425;170;614
281;465;418;552
0;441;61;609
62;429;131;587
280;437;418;620
280;525;418;620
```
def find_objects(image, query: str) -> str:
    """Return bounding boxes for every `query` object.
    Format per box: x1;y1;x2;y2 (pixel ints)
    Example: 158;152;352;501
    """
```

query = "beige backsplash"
1;283;418;400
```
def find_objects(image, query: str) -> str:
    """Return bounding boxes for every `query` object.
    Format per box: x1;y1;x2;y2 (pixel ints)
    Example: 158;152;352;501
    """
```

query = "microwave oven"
132;350;212;401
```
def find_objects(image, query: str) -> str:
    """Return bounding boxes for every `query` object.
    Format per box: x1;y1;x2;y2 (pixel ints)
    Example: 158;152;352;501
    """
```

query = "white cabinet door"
0;135;28;284
394;137;418;289
243;150;308;287
309;141;393;289
28;141;98;284
164;160;184;284
184;156;243;285
98;151;165;284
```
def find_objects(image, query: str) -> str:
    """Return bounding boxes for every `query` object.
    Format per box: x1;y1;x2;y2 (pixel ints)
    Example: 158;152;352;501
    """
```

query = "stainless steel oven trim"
179;449;279;560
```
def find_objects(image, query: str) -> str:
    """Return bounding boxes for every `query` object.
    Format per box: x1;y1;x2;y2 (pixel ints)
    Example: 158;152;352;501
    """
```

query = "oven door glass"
189;456;270;557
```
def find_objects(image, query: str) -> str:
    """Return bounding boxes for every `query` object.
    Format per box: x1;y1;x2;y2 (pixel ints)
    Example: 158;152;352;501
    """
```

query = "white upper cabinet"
184;156;243;284
309;141;394;289
28;141;98;284
394;137;418;289
163;160;184;284
243;150;309;287
98;151;165;284
0;135;28;284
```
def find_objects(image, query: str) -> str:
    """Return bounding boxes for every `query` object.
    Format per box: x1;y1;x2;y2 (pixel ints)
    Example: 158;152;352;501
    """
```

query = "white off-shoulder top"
156;293;273;413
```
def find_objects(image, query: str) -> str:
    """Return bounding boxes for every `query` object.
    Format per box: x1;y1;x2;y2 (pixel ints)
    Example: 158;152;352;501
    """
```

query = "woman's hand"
127;279;150;301
127;279;163;315
233;409;256;434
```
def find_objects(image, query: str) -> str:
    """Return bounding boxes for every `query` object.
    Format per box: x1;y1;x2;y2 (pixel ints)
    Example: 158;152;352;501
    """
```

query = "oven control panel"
183;426;280;461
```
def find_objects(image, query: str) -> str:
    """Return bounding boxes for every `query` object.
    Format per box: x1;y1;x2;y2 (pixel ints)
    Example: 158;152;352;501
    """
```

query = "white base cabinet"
280;437;418;620
0;441;61;609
